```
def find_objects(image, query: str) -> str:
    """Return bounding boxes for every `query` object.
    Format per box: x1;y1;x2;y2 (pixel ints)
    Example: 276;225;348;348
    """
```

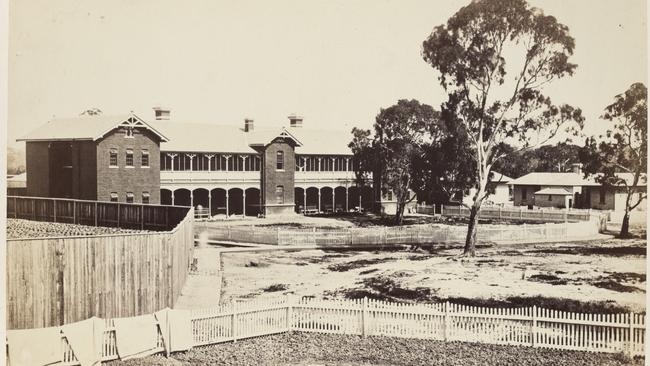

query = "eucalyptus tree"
422;0;584;256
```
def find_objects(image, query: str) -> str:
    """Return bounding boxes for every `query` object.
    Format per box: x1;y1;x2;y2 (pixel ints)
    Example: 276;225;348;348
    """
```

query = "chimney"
244;118;254;132
153;106;171;120
288;114;303;128
571;163;583;174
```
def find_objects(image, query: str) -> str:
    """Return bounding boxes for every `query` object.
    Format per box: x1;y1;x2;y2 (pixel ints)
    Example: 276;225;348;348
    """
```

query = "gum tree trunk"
620;210;630;238
463;204;480;256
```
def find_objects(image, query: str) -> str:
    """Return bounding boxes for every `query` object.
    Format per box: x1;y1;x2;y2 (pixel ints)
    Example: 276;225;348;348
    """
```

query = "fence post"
440;204;444;216
53;200;57;222
232;303;238;342
286;295;294;332
628;312;634;356
95;201;98;226
499;206;502;220
382;227;387;245
531;306;537;348
32;199;36;220
277;228;281;245
444;301;450;341
141;206;145;230
362;297;368;337
117;203;120;227
14;196;18;218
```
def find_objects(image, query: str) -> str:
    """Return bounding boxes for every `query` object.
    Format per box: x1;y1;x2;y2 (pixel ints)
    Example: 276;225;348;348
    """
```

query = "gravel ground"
108;332;643;366
7;218;151;239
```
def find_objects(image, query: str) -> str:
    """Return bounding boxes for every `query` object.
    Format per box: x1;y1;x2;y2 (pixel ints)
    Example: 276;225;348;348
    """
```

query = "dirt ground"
219;231;646;313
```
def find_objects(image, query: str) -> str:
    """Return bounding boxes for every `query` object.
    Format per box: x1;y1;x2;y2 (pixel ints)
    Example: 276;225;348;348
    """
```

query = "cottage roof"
534;187;573;195
510;171;646;187
509;172;593;186
17;113;169;142
490;172;513;183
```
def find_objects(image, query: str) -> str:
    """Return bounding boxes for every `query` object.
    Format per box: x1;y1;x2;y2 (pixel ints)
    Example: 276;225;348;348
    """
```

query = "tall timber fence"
7;195;190;231
196;220;600;246
6;208;195;330
7;297;645;365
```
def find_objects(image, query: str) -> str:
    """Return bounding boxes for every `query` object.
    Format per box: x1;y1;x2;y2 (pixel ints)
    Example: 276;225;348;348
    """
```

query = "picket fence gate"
46;296;644;365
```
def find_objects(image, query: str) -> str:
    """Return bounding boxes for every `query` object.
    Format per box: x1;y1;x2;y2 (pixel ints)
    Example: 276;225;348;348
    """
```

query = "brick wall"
96;127;161;203
25;142;50;197
261;139;295;215
71;141;98;200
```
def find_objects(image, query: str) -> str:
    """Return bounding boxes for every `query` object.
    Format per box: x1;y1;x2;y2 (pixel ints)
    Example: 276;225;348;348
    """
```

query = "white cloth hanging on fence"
61;317;105;366
7;326;62;366
154;308;194;353
113;314;159;360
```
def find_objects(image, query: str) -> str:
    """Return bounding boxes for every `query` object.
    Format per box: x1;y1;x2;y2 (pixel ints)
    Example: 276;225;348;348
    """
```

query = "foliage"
80;107;102;116
493;142;583;178
349;100;438;225
422;0;584;255
579;83;647;237
7;146;26;175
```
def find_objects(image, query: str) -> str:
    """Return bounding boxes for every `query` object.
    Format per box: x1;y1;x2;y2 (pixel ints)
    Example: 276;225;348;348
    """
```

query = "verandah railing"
29;297;646;365
7;195;190;231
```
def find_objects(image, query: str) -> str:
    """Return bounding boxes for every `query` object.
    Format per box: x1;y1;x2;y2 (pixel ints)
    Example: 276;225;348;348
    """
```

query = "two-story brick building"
19;110;386;217
18;113;167;204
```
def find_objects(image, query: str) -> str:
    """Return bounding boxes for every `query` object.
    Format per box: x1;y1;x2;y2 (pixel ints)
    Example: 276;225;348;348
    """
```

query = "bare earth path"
174;242;223;309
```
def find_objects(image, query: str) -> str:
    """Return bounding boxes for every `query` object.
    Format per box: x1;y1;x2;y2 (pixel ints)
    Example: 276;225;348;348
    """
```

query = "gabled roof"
510;171;647;187
509;172;593;186
534;187;573;195
17;113;169;142
247;128;303;148
490;172;513;183
155;121;353;155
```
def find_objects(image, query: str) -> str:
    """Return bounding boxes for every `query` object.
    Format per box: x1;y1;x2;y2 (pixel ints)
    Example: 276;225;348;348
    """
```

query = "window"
276;185;284;204
142;191;150;204
126;192;134;203
141;150;149;167
599;187;606;204
521;187;527;200
125;149;134;167
110;192;118;202
109;149;118;167
548;195;552;201
276;151;284;170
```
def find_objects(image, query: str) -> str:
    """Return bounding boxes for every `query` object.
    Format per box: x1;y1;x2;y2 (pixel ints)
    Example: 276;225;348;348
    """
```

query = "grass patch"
244;261;270;268
262;284;289;292
327;257;397;272
591;280;641;293
530;246;646;257
359;268;378;275
527;273;569;285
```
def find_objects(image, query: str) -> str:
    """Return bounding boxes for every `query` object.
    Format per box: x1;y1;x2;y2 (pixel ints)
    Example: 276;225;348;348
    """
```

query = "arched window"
276;185;284;204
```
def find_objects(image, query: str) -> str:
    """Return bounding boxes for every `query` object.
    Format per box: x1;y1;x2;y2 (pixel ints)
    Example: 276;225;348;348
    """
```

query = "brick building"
18;114;168;204
19;110;393;216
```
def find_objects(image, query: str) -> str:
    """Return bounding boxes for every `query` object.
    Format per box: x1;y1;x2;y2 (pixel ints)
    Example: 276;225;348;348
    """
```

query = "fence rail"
7;195;190;232
197;220;600;246
417;204;607;223
12;297;645;365
6;209;195;330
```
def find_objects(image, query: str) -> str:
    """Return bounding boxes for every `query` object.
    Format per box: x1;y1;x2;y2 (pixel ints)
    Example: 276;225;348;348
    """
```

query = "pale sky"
7;0;647;149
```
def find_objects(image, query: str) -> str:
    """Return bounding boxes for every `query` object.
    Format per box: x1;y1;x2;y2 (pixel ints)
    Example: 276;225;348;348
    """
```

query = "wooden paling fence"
7;195;189;231
25;296;645;365
196;220;600;246
6;209;195;330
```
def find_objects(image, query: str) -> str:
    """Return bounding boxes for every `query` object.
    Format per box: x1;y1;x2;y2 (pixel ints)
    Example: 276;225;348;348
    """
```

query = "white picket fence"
197;220;600;246
435;204;606;223
45;297;645;365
